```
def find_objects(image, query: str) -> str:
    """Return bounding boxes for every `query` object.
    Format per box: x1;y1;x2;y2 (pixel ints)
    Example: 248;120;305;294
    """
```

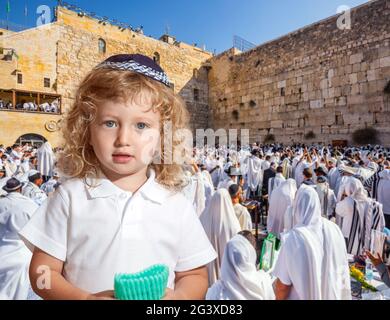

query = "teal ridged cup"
114;264;169;300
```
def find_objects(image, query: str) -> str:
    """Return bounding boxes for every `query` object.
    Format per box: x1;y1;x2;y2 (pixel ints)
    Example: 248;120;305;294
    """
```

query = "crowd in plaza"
0;139;389;300
0;99;60;113
0;53;389;301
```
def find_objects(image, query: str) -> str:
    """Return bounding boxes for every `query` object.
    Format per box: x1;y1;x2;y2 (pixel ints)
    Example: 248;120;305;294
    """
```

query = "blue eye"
104;121;117;128
136;122;148;130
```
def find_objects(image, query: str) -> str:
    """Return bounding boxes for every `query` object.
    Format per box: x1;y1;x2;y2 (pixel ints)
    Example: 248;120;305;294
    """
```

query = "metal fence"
233;35;256;52
0;20;28;33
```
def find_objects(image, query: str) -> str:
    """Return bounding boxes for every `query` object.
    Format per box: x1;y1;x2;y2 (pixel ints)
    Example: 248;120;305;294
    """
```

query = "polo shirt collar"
85;169;167;204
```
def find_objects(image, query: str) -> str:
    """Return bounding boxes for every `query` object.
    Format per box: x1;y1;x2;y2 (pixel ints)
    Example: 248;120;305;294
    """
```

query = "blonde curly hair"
58;68;191;191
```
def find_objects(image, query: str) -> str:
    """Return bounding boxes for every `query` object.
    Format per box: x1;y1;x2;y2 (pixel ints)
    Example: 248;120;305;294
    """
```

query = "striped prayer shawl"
363;172;381;200
347;200;365;256
371;200;384;232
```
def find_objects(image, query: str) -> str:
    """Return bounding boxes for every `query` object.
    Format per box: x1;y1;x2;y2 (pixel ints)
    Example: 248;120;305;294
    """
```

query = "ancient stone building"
0;6;211;147
1;0;389;147
207;0;390;145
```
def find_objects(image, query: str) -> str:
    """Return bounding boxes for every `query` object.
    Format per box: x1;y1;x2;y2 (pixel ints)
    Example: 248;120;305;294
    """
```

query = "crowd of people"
0;99;60;113
0;53;389;301
1;139;389;300
182;142;390;299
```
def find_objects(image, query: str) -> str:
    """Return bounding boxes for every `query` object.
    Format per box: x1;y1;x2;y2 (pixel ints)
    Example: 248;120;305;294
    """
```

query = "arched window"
98;38;106;54
16;133;47;147
153;52;160;65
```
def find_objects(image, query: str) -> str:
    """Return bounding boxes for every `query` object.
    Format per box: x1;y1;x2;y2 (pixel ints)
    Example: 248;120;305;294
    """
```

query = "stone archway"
16;133;47;147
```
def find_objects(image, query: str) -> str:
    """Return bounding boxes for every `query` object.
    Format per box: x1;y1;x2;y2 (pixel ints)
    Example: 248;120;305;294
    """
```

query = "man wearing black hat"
22;170;47;206
0;178;39;299
217;166;242;190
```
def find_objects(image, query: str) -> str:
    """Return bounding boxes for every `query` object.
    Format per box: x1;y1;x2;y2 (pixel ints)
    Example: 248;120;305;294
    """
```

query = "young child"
19;54;217;300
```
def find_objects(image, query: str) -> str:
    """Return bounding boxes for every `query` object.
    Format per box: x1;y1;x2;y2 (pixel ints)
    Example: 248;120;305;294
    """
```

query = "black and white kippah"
95;54;171;87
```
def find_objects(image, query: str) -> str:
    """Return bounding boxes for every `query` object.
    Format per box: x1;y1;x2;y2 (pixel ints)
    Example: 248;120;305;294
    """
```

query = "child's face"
89;99;161;180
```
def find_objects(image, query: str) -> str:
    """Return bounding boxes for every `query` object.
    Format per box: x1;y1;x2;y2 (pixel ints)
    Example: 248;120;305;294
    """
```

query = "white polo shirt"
19;170;217;294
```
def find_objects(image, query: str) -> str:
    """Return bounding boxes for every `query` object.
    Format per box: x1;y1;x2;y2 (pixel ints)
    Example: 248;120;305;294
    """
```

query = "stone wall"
207;0;390;146
55;7;212;132
0;23;63;146
0;6;212;147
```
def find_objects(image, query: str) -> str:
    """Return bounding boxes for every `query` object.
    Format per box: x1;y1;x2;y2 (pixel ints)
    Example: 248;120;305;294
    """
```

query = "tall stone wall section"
55;7;212;133
207;0;390;146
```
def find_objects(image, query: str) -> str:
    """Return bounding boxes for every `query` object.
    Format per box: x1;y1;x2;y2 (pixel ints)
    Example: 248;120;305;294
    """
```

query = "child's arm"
163;266;209;300
30;248;114;300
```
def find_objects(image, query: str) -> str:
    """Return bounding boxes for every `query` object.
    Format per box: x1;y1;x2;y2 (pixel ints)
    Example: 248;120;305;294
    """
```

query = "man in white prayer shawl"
37;141;55;182
245;151;263;198
267;179;297;239
22;170;48;206
268;166;286;199
228;184;252;231
364;167;390;229
315;176;337;219
206;234;275;300
0;178;39;300
200;189;241;286
335;177;385;256
182;164;207;217
273;184;351;300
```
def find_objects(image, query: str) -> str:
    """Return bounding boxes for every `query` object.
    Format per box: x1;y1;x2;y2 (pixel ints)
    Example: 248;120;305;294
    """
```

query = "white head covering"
273;185;351;300
200;189;241;286
267;179;297;237
206;235;275;300
246;155;263;192
37;142;55;177
344;177;368;201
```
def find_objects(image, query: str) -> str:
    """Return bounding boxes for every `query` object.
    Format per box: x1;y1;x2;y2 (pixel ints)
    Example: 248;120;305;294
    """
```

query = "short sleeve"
175;201;217;272
19;187;69;261
272;244;292;286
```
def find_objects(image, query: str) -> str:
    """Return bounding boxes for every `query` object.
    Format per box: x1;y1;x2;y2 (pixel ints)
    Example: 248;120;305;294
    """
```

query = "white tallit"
267;179;297;238
273;185;351;300
200;189;242;286
246;156;263;192
377;169;390;215
37;142;55;177
336;177;385;256
0;192;39;300
206;235;275;300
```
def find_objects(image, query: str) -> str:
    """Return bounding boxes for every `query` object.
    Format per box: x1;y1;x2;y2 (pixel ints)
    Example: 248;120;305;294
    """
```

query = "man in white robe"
200;189;241;286
273;184;351;300
268;166;286;199
37;142;55;182
335;177;385;256
364;167;390;229
228;184;252;231
315;176;337;219
22;170;47;206
0;178;39;300
206;234;275;300
246;151;263;198
267;179;297;239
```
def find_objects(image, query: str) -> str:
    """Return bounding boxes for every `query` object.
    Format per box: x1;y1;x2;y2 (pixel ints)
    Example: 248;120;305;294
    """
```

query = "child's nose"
116;126;133;147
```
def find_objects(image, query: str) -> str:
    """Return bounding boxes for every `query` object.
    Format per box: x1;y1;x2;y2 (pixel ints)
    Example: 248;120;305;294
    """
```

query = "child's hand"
87;290;115;300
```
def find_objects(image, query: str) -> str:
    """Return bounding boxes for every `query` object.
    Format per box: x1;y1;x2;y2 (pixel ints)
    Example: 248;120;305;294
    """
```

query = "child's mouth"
112;154;134;164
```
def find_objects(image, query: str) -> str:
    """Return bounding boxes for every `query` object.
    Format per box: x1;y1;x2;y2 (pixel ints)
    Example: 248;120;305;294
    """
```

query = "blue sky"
1;0;370;53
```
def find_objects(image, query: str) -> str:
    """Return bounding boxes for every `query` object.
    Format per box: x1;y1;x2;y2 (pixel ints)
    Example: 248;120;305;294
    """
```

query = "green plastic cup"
114;264;169;300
